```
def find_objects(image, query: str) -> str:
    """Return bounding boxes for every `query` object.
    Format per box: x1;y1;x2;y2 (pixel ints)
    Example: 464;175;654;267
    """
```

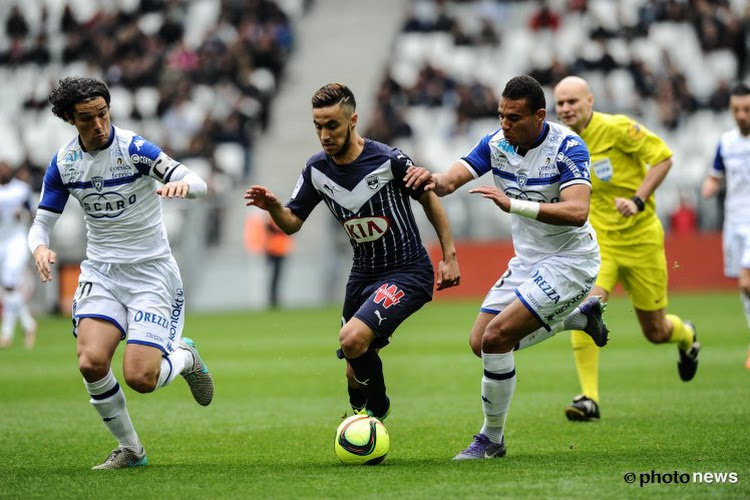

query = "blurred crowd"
1;0;307;225
369;0;749;142
0;0;312;247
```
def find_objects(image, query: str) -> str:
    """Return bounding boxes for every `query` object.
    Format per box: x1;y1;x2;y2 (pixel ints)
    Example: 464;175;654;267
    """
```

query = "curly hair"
311;83;356;113
49;77;110;122
502;75;546;114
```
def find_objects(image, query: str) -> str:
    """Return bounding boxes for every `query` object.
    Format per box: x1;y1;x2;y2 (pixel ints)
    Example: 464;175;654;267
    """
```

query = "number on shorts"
77;281;93;299
493;268;512;289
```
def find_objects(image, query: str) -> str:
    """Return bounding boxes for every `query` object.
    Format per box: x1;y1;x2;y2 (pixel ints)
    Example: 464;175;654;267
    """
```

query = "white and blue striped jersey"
0;178;32;244
37;125;186;263
286;139;433;278
460;121;598;260
712;129;750;225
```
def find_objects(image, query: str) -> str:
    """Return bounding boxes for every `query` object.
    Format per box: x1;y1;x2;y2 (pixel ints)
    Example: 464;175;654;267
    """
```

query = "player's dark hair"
311;83;356;112
49;77;111;122
730;82;750;97
502;75;546;114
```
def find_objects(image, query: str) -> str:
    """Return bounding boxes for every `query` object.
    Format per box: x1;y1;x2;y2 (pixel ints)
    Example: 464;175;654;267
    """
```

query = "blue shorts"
343;270;433;349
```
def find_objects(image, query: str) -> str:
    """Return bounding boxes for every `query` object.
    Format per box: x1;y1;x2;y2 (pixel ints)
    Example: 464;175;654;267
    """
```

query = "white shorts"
0;233;30;289
722;223;750;278
481;254;599;331
72;257;185;355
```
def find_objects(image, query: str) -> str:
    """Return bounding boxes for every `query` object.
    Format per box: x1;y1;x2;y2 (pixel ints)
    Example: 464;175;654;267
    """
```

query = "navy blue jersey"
286;139;433;278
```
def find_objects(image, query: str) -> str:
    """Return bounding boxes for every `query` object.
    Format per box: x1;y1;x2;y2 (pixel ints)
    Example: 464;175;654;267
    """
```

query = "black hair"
49;77;111;122
502;75;546;114
311;83;356;111
730;82;750;97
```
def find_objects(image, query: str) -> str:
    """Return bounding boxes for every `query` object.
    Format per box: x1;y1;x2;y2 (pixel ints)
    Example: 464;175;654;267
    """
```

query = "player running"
245;83;460;422
29;77;214;469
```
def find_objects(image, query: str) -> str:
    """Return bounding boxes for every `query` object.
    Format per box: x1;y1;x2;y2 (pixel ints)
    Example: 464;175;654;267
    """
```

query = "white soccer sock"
741;291;750;330
1;290;22;341
85;370;141;450
516;326;557;350
156;348;191;388
480;351;516;444
563;306;587;330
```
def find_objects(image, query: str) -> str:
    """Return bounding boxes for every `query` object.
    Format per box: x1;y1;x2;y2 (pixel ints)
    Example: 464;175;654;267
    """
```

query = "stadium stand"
2;0;748;310
371;0;748;239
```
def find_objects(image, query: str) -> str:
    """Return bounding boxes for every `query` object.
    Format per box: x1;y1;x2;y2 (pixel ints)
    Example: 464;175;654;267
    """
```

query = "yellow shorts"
595;222;668;311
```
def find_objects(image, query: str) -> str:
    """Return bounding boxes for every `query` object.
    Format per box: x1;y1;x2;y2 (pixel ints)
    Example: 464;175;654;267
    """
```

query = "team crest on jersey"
517;173;528;188
92;176;104;192
366;174;380;190
344;216;389;243
373;283;405;308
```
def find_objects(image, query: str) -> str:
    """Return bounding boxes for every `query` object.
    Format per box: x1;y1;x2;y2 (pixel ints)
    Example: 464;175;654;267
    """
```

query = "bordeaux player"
404;75;609;459
245;83;460;421
0;161;36;349
702;82;750;369
28;77;214;469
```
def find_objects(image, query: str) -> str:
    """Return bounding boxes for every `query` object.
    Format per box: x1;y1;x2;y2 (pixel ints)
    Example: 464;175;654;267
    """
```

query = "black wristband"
631;195;645;212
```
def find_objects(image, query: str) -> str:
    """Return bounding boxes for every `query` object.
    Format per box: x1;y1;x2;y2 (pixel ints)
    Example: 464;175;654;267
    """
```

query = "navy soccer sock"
346;348;388;418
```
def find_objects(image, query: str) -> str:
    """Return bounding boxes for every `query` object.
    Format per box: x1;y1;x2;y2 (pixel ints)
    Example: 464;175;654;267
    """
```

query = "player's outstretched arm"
244;185;303;234
470;183;590;227
157;168;207;199
405;162;473;197
418;191;460;290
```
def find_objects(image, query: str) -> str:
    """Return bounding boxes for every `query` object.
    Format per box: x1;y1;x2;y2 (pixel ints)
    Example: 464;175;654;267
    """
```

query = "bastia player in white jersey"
28;77;214;470
0;161;36;349
702;82;750;369
404;75;609;460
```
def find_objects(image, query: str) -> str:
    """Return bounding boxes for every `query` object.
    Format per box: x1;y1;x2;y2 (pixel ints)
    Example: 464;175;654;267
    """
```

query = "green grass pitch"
1;291;749;499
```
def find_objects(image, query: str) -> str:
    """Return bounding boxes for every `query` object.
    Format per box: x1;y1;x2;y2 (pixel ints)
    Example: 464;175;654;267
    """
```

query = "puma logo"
374;310;386;325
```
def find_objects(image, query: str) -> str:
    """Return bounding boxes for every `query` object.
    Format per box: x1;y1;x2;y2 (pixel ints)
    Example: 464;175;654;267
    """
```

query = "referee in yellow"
553;76;700;421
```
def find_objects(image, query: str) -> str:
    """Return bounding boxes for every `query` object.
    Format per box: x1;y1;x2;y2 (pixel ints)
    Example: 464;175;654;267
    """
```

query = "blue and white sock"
85;370;141;450
156;348;191;388
480;351;516;444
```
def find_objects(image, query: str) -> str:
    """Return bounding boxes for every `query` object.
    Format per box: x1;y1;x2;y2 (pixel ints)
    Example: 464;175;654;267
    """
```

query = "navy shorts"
343;270;433;349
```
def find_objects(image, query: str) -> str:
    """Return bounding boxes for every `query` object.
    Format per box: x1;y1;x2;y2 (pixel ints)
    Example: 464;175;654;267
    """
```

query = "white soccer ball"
334;414;390;465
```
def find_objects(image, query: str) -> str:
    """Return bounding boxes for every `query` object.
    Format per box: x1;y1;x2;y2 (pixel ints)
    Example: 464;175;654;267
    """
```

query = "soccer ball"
334;414;390;465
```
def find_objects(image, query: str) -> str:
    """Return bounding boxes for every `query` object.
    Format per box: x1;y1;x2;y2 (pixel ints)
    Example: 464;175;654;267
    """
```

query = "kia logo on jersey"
343;216;389;243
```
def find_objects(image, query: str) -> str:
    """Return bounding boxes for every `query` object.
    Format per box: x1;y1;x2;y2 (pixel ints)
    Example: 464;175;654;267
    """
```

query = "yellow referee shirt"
580;112;672;240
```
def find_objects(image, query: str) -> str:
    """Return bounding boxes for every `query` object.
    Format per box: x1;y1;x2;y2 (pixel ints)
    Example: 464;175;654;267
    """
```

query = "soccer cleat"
453;433;506;460
565;394;600;421
579;296;610;347
366;397;391;422
677;321;700;382
180;338;214;406
92;446;147;470
745;349;750;371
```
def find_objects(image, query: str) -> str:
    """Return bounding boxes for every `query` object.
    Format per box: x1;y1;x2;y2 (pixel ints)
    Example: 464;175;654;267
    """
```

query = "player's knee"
339;327;369;358
469;336;482;358
481;323;514;352
123;370;158;394
77;353;110;381
643;324;669;343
